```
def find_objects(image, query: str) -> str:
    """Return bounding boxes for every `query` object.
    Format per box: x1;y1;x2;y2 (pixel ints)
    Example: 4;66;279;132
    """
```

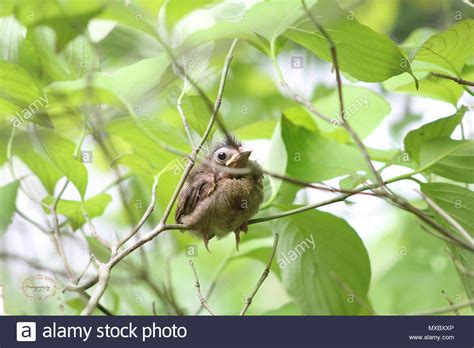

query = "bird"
175;136;264;252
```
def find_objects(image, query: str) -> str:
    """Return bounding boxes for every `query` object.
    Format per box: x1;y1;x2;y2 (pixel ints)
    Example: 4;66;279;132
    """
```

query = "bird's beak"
226;150;252;168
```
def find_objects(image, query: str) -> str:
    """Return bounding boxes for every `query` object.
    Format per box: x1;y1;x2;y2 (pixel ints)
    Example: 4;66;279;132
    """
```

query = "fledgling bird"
175;136;263;252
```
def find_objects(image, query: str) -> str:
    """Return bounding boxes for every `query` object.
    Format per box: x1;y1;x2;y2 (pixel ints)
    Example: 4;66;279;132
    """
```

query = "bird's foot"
203;233;212;253
234;230;241;252
234;222;249;252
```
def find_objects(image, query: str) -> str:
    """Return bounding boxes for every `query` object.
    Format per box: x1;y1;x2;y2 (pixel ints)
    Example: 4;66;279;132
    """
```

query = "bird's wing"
175;167;217;224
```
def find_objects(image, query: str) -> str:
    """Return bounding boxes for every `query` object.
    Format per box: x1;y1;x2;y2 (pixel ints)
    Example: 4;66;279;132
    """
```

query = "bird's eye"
217;152;227;161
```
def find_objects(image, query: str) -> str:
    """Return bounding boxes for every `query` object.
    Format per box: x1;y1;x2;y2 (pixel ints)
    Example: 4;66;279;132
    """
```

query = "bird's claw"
234;230;241;252
234;222;249;252
203;233;212;253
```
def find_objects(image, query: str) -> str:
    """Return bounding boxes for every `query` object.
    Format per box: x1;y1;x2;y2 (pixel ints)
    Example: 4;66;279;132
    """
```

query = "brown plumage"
175;136;264;252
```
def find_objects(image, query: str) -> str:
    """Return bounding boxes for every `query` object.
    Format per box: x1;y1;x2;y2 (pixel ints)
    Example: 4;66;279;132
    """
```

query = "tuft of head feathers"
212;134;242;153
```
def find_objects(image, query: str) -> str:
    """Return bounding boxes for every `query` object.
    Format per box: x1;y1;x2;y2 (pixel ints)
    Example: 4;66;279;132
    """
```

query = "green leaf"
0;60;52;126
339;173;367;191
419;138;474;183
311;86;391;141
264;114;375;203
179;94;214;138
112;54;170;106
22;26;72;82
86;236;111;263
421;183;474;306
106;117;184;170
384;20;474;104
284;2;414;82
99;1;158;39
38;130;88;197
0;181;19;233
45;54;170;112
62;35;99;78
163;0;216;30
400;27;438;59
13;0;104;51
280;115;372;183
275;209;371;315
262;302;302;315
180;0;317;54
14;135;62;195
383;70;464;105
235;120;277;140
66;297;86;314
404;106;467;163
0;16;24;64
415;19;474;77
264;121;287;203
45;72;131;113
112;154;154;177
43;193;112;231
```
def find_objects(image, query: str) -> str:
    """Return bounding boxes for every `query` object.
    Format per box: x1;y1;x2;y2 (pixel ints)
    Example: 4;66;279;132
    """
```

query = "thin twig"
117;175;159;249
189;260;215;316
431;72;474;86
240;233;279;316
176;78;195;147
16;209;51;234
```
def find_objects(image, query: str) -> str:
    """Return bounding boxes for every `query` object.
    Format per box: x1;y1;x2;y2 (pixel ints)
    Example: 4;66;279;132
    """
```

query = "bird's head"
210;135;252;169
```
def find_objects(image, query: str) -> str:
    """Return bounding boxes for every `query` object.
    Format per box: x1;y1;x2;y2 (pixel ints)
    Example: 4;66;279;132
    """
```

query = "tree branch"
431;72;474;86
117;175;159;249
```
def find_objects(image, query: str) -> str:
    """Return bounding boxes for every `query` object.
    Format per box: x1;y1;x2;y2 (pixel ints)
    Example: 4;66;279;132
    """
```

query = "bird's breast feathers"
178;174;263;236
